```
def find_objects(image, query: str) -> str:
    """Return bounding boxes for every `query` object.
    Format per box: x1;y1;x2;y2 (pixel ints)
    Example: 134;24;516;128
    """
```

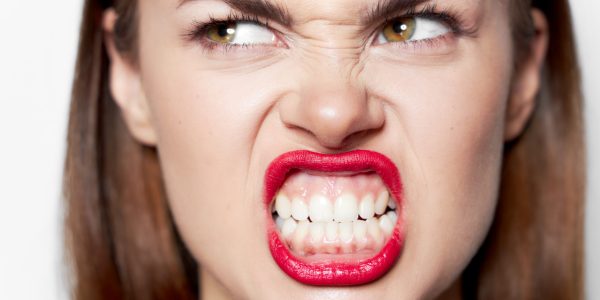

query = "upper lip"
264;149;405;286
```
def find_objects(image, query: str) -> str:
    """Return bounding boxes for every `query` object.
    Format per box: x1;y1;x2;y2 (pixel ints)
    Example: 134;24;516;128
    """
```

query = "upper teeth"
275;190;395;223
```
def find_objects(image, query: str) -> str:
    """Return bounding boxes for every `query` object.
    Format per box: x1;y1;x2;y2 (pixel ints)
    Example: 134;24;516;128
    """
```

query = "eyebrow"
364;0;429;25
178;0;430;27
178;0;292;26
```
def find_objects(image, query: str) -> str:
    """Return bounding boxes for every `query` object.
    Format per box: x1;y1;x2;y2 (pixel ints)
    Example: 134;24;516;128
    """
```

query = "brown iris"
381;17;416;42
206;22;237;44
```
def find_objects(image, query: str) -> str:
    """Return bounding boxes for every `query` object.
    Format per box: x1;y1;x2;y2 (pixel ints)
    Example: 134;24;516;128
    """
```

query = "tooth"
353;220;368;248
291;197;309;221
275;193;291;219
334;193;359;222
386;211;398;224
309;222;325;244
325;222;338;242
388;198;397;209
275;216;285;230
339;222;353;243
375;190;389;215
379;214;394;235
292;220;309;251
309;195;333;222
367;218;382;244
281;218;297;239
359;194;375;219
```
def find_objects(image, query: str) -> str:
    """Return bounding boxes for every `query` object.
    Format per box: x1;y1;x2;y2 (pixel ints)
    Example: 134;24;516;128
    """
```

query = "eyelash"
184;5;472;53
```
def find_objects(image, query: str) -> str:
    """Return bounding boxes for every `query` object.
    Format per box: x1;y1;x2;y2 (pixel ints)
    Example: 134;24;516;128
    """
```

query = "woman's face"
106;0;545;298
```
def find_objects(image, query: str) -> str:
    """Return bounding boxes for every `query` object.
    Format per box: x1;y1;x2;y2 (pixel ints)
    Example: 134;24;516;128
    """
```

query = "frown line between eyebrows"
177;0;433;27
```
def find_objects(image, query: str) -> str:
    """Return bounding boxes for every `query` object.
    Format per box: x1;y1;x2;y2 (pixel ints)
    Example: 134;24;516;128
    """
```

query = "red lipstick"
264;150;404;286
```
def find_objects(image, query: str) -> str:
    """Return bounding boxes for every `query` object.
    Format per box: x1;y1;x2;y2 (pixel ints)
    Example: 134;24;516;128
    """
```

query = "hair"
64;0;585;299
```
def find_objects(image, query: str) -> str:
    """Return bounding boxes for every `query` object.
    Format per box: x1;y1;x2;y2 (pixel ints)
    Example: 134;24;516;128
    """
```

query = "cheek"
364;38;513;293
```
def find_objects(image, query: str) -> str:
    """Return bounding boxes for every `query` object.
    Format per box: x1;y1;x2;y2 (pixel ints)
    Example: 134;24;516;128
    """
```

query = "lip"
264;150;404;286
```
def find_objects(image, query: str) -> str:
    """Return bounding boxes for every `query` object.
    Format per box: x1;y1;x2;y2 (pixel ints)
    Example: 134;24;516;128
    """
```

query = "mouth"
264;150;404;286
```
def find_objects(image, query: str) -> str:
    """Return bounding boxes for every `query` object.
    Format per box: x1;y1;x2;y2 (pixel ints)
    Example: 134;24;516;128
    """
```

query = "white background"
0;1;597;299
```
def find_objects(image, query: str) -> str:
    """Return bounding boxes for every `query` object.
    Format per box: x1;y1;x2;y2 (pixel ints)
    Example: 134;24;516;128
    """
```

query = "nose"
278;73;385;150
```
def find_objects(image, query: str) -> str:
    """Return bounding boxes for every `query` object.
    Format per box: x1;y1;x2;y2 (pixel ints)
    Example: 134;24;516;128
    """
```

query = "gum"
277;171;388;203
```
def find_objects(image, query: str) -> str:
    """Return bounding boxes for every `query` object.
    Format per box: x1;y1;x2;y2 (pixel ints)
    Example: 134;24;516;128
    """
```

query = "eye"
205;21;276;45
377;17;449;43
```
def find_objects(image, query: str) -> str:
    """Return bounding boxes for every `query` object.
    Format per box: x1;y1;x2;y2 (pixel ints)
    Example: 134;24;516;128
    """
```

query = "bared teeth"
275;193;292;219
274;192;397;255
271;172;398;256
375;190;389;215
325;222;338;242
378;214;394;235
334;194;359;222
309;195;333;222
291;197;309;221
359;193;375;219
281;218;297;239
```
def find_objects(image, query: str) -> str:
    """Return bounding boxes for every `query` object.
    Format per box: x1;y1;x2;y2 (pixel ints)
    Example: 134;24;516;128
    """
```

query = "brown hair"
64;0;584;299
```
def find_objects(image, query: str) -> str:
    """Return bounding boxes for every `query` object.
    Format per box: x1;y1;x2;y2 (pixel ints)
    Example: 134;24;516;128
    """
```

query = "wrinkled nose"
278;73;385;150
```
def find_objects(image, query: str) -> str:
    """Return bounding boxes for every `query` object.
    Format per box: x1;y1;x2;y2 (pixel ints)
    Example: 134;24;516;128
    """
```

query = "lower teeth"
273;196;398;256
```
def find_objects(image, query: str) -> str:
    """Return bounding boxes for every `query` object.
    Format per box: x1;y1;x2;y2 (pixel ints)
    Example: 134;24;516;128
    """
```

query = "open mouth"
264;150;405;286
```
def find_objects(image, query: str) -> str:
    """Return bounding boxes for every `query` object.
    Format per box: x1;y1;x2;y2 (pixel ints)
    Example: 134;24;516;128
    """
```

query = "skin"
103;0;548;299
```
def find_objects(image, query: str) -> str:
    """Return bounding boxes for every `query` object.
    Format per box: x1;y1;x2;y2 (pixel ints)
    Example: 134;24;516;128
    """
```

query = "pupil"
393;21;407;34
217;24;231;37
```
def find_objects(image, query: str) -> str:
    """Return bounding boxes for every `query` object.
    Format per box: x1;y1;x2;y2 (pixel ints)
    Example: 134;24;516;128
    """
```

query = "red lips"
264;150;404;286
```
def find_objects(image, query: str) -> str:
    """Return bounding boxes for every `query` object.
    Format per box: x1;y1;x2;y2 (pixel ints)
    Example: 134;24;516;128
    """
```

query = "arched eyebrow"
177;0;430;27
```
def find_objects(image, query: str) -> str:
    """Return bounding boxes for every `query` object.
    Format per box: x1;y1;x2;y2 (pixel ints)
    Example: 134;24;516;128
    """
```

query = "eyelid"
184;12;287;52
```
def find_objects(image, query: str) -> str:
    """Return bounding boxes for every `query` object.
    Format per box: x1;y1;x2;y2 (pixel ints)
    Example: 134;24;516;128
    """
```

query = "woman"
64;0;585;298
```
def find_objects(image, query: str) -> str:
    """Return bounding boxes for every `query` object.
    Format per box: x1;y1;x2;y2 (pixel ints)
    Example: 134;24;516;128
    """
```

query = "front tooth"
359;194;375;219
309;222;325;243
334;193;359;222
309;195;333;222
281;218;297;239
379;214;394;235
339;222;353;243
291;197;309;221
292;220;309;251
375;190;389;215
325;222;338;242
386;211;398;224
275;193;291;219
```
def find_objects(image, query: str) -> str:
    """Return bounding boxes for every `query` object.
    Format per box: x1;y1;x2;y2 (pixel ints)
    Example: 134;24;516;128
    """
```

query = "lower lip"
264;150;405;286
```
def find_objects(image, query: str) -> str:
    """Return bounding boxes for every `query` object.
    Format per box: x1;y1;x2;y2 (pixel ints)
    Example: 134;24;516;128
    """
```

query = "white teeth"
281;218;297;239
291;197;309;221
309;195;333;222
339;222;353;243
379;214;394;235
375;190;389;215
325;222;338;242
388;198;397;209
275;216;285;231
353;220;368;248
334;193;359;222
274;188;398;254
386;210;398;225
309;222;325;243
293;220;310;250
359;194;375;219
367;218;382;244
275;193;291;219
